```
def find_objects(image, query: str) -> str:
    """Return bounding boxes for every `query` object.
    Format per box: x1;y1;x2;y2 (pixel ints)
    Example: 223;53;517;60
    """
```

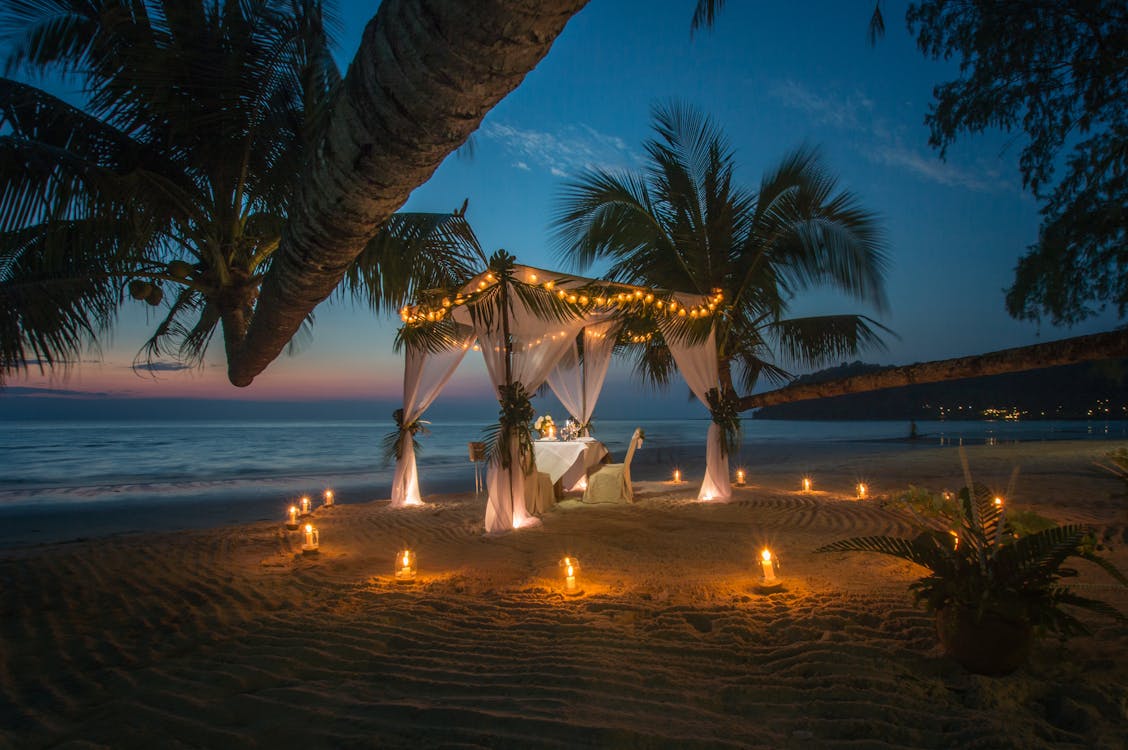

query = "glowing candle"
993;496;1003;507
286;505;299;530
323;489;334;507
561;556;580;595
802;477;811;492
301;523;319;554
760;548;777;584
546;425;556;440
673;468;682;483
734;469;746;486
395;549;416;583
300;495;312;516
856;483;867;499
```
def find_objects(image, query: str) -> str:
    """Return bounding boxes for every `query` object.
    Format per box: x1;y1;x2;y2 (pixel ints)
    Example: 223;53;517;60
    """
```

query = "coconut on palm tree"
0;0;483;379
553;102;890;440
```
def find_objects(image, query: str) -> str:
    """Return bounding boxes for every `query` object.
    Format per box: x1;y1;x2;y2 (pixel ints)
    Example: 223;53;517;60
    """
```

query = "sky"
6;0;1121;421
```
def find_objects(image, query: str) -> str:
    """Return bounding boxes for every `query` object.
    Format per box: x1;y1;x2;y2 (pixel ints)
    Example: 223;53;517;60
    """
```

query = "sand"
1;439;1126;749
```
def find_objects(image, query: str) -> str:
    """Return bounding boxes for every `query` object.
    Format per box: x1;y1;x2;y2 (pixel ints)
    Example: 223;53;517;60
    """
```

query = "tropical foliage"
819;480;1127;638
553;102;889;404
0;0;483;381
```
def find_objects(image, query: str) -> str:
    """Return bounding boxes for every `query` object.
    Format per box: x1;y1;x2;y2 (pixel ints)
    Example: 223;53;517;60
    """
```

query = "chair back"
468;441;487;462
623;428;642;467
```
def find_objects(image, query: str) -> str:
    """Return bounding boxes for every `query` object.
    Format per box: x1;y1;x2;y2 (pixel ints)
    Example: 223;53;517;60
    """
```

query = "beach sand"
2;440;1126;748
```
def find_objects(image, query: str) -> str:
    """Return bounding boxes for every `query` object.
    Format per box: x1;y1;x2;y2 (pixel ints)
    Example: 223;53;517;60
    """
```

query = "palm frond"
344;212;485;313
766;314;892;369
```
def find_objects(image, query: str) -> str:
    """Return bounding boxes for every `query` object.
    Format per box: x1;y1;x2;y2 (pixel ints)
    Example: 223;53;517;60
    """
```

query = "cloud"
482;121;641;178
132;362;192;372
769;79;1006;193
860;142;998;192
769;79;874;132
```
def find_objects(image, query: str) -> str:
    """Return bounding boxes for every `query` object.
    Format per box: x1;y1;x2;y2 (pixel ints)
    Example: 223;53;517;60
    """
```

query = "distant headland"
752;360;1128;421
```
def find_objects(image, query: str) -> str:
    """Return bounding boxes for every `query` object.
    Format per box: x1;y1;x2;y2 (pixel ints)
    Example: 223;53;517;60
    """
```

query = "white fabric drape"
391;331;475;507
665;326;731;501
480;317;586;532
547;320;620;433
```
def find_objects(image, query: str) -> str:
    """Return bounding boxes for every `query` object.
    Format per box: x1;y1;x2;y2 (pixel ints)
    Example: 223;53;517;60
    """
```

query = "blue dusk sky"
6;1;1119;421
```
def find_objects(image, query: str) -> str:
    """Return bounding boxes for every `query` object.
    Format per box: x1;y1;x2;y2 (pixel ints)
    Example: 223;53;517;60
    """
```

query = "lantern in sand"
855;483;868;499
301;523;319;554
395;549;416;584
323;489;334;508
672;468;683;484
561;556;581;596
286;505;299;530
758;548;782;590
299;495;312;516
734;469;746;487
802;476;812;492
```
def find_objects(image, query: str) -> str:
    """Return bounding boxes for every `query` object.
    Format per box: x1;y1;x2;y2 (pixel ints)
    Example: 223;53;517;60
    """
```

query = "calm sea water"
1;418;1125;546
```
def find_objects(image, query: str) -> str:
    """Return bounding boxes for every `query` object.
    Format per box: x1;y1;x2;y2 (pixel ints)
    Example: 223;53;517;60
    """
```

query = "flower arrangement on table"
533;414;556;440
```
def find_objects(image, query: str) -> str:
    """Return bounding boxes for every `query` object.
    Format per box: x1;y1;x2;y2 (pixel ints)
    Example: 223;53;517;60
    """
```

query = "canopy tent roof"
390;252;733;532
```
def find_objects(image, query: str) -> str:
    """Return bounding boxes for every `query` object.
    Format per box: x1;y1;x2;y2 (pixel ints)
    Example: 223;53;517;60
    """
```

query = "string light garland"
398;273;725;328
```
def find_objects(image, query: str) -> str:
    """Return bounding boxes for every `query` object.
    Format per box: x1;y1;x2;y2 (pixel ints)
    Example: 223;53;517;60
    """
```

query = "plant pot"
935;606;1033;676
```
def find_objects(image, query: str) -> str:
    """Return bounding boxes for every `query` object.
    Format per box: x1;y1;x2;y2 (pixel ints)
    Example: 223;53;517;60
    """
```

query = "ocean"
2;418;1126;547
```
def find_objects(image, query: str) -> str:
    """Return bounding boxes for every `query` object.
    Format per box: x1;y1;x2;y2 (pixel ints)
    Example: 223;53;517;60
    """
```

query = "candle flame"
761;549;772;563
803;477;811;491
566;564;574;577
993;496;1003;507
402;551;410;568
856;483;867;498
305;524;312;533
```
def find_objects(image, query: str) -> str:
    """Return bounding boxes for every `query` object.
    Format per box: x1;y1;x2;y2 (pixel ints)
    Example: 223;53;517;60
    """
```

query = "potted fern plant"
817;482;1127;675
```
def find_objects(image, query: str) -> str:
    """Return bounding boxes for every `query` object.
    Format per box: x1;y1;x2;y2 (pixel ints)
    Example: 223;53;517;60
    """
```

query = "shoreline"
4;435;1127;551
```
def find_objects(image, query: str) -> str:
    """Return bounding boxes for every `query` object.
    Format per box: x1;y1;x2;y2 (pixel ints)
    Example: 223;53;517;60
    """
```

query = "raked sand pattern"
2;441;1126;749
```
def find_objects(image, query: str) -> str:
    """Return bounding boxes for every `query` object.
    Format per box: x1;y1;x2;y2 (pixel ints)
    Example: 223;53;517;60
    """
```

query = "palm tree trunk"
738;329;1128;411
227;0;587;386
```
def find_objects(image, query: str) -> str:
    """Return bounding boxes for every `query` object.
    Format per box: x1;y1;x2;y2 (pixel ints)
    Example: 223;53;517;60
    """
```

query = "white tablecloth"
532;438;608;491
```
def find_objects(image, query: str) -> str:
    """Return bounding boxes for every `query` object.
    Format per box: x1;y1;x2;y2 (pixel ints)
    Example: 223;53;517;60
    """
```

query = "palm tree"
0;0;483;379
553;102;890;406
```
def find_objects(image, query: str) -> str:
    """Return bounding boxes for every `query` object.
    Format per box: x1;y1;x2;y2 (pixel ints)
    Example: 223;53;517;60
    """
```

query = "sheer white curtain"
547;321;620;434
391;331;475;508
480;315;586;532
665;326;731;501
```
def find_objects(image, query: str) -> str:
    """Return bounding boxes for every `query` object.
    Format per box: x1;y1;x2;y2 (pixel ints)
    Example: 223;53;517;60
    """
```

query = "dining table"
531;437;609;495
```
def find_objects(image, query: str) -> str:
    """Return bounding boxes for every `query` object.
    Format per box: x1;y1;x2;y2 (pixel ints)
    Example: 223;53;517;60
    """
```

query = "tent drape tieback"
705;387;741;458
386;408;429;462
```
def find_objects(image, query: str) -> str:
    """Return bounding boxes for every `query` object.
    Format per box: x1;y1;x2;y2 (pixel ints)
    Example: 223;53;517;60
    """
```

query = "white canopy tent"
392;255;732;532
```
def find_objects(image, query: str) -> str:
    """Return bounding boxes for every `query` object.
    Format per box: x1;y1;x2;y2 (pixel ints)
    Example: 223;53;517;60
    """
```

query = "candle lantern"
856;483;868;499
301;523;320;554
299;495;312;516
672;468;683;484
993;496;1003;508
802;477;812;493
757;548;782;591
561;556;582;596
286;505;299;530
323;489;334;508
395;549;416;584
734;469;746;487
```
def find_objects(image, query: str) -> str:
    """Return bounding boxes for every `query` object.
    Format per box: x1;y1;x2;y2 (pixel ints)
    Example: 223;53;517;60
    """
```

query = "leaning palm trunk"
739;329;1128;411
229;0;588;386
